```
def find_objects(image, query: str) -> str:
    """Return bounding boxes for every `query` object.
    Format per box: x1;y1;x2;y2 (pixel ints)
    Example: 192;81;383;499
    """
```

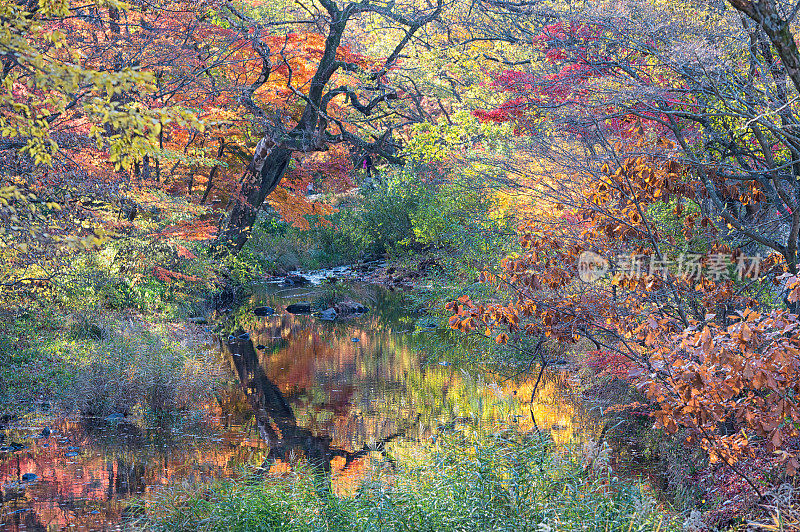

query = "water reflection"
0;416;266;531
1;284;593;531
224;333;410;495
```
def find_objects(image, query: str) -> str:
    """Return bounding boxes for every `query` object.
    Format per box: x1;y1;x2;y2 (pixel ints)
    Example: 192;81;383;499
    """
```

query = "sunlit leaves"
642;306;800;476
0;0;203;169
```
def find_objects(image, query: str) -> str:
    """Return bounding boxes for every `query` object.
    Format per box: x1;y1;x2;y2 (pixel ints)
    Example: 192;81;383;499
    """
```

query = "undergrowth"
0;312;222;419
135;425;679;532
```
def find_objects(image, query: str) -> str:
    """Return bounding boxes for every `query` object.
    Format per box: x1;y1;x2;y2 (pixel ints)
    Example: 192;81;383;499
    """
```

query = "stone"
286;302;312;314
253;306;274;317
0;442;26;453
283;274;310;287
188;317;208;324
334;300;368;314
318;308;338;321
21;473;37;482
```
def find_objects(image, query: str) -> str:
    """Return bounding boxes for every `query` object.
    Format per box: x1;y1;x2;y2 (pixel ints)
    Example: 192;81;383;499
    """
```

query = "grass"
0;310;223;419
58;318;223;418
134;424;680;532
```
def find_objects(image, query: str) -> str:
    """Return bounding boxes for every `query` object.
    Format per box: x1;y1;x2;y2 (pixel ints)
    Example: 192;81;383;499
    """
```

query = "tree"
213;0;443;253
0;0;210;300
469;0;800;273
444;0;800;497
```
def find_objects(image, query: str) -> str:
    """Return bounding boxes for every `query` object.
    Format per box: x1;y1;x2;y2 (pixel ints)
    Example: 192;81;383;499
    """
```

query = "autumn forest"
3;0;800;529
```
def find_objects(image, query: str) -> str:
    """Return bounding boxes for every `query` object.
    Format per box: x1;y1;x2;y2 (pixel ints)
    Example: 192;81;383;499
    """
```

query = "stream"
0;281;594;531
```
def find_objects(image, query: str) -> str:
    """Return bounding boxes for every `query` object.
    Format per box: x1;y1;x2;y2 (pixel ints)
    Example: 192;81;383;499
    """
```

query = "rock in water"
283;274;310;287
334;299;368;314
253;306;274;317
318;308;338;321
286;302;312;314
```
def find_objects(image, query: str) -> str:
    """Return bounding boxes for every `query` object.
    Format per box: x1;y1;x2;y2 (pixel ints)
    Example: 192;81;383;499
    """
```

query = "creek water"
0;282;592;532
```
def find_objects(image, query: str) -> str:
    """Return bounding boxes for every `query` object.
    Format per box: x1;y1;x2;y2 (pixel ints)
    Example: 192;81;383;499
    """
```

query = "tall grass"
135;425;679;532
55;318;223;418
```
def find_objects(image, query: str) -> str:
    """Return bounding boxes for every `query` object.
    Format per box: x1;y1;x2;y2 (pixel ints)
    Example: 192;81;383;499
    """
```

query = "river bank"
3;251;791;531
0;272;683;531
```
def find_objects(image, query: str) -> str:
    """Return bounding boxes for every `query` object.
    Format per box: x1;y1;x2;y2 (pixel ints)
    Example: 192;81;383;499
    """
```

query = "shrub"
57;319;223;418
240;165;513;275
135;425;679;532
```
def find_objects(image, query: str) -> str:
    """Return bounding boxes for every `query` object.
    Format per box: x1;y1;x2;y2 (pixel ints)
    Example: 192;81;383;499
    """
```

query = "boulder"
334;299;368;314
283;274;310;287
318;308;338;321
286;302;312;314
188;316;208;324
0;442;26;453
253;306;274;317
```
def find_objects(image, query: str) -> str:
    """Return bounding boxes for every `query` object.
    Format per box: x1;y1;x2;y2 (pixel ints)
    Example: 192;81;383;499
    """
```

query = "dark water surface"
1;283;586;531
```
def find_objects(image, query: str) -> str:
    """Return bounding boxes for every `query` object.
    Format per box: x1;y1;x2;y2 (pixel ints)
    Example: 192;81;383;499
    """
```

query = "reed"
134;424;679;532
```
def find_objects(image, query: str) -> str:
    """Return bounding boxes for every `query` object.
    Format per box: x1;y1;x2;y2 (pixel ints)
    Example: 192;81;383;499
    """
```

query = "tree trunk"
215;146;293;253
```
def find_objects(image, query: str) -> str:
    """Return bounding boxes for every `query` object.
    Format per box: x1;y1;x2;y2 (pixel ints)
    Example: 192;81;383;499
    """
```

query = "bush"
135;425;679;532
241;166;513;275
56;319;223;418
51;238;215;318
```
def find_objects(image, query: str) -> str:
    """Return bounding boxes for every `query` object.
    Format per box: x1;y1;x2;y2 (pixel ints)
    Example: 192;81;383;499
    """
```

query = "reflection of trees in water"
0;413;265;531
242;310;418;444
234;284;591;456
224;335;409;494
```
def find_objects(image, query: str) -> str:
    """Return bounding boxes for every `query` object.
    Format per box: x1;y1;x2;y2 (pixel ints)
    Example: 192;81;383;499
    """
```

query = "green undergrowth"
238;167;514;276
135;425;679;532
0;310;222;419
